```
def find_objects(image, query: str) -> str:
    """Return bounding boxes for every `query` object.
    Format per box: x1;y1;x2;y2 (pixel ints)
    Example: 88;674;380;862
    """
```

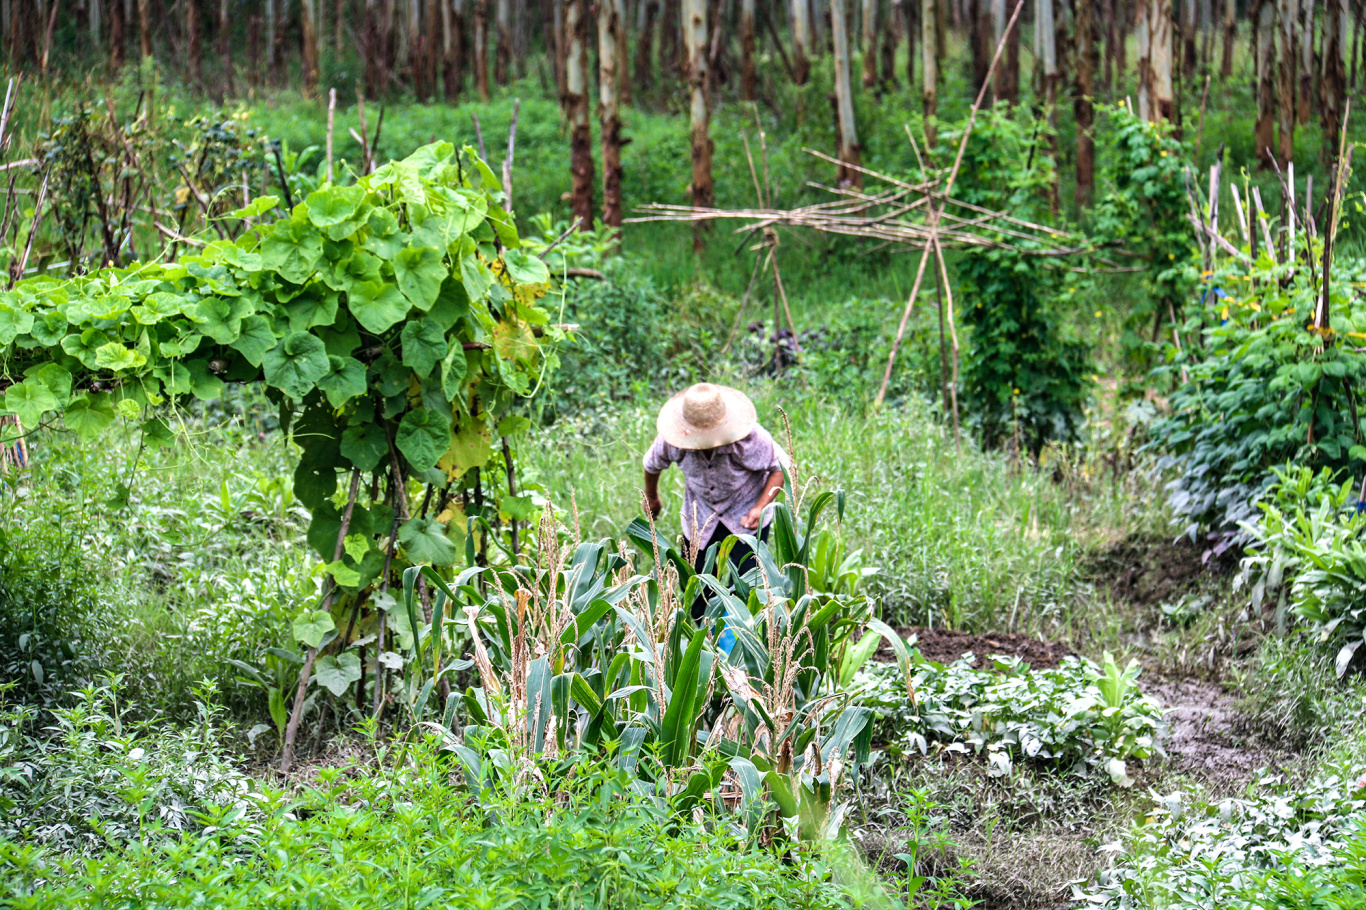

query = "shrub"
853;649;1165;787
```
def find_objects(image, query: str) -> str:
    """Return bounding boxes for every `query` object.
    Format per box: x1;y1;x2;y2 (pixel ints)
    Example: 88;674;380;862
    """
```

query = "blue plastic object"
716;623;736;657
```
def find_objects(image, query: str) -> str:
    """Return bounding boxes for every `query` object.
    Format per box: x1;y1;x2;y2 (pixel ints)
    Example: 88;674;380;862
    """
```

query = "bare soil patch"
1087;533;1223;609
1146;675;1285;792
876;626;1074;669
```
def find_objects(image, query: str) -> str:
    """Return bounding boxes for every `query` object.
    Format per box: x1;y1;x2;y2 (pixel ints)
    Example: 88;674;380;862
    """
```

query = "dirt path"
1146;676;1284;790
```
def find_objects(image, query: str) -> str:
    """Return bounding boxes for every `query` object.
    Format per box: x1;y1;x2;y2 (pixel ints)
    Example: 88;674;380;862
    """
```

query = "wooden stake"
325;88;336;185
503;98;521;211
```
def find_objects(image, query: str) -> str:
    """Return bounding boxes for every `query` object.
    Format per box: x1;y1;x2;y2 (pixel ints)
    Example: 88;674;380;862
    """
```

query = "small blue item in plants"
717;622;736;657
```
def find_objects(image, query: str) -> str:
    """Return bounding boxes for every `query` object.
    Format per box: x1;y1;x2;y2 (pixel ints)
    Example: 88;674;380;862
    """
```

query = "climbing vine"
0;143;563;758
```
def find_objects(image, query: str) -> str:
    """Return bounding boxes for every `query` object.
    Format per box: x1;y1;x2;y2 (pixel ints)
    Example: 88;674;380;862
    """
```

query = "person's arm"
741;470;785;529
644;470;663;518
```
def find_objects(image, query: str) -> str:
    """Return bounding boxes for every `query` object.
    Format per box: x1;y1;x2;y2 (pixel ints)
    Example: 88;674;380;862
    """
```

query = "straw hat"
657;383;758;450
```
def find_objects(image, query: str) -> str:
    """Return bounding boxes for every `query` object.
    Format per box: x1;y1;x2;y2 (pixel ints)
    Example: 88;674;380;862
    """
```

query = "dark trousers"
684;522;762;621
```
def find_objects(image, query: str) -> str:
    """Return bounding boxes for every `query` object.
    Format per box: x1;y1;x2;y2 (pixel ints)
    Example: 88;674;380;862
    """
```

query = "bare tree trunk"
1138;0;1174;121
1298;0;1313;124
1352;0;1363;88
792;0;812;82
109;0;126;69
138;0;151;56
637;0;658;94
336;0;346;54
922;0;937;145
1255;0;1277;164
474;0;490;98
1037;0;1058;112
969;0;991;98
553;0;568;95
684;0;712;251
566;0;594;229
615;0;630;104
904;0;917;87
880;0;900;87
187;0;203;85
1221;0;1235;76
861;0;878;86
1101;0;1115;88
1182;0;1197;76
302;0;321;94
598;0;624;227
1321;0;1348;161
1076;0;1095;206
1277;0;1296;163
661;0;681;80
495;0;512;84
364;0;383;96
740;0;757;97
443;0;465;99
831;0;862;184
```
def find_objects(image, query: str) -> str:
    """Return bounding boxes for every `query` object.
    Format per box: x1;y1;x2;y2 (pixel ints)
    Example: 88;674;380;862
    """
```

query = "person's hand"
644;493;663;518
741;505;764;530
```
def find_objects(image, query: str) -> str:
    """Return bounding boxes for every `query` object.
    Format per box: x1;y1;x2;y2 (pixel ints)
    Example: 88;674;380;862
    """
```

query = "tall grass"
523;378;1166;636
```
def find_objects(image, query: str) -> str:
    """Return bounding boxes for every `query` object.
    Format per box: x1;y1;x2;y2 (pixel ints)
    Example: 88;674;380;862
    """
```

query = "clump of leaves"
853;650;1165;787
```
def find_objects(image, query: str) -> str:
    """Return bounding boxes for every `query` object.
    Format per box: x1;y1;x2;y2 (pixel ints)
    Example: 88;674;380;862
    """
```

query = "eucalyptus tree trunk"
990;0;1016;102
861;0;878;87
187;0;203;85
215;0;232;94
553;0;568;94
637;0;659;94
831;0;862;184
598;0;624;227
1276;0;1296;163
740;0;757;97
1297;0;1314;124
495;0;512;84
109;0;125;69
791;0;812;82
302;0;321;94
442;0;465;100
684;0;712;251
614;0;630;104
1182;0;1197;76
881;0;901;87
268;0;284;83
138;0;151;56
1321;0;1348;159
1138;0;1174;121
363;0;384;96
1352;0;1362;87
1036;0;1058;112
336;0;346;55
474;0;490;99
566;0;594;230
1255;0;1277;164
1075;0;1095;206
1221;0;1235;76
661;0;682;80
922;0;937;145
969;0;990;99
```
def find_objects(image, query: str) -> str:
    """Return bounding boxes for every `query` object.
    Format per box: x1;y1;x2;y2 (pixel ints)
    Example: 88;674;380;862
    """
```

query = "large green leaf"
502;249;550;286
231;315;277;367
306;185;365;228
314;652;362;696
293;610;336;649
4;380;57;426
347;280;410;334
0;302;34;344
317;356;367;408
263;332;331;400
23;363;73;401
396;408;451;472
400;317;448;379
64;394;116;440
340;421;389;471
260;217;324;285
92;342;145;372
399;516;458;566
394;246;447;311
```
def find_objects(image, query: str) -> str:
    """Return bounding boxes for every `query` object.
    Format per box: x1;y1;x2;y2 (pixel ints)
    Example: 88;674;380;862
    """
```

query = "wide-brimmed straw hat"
658;383;758;450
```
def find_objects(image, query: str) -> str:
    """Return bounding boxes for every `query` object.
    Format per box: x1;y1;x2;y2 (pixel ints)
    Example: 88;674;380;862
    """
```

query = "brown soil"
1146;675;1286;791
1087;533;1226;609
875;626;1075;670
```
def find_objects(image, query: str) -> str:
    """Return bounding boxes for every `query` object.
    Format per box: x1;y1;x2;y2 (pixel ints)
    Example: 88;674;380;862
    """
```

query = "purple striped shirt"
643;425;788;541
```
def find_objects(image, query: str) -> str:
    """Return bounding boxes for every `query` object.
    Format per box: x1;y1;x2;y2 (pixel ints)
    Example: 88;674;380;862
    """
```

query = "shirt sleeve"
642;435;677;474
738;426;784;473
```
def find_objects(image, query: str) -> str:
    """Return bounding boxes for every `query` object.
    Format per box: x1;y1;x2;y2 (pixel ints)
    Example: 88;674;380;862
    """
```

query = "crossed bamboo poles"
633;2;1104;443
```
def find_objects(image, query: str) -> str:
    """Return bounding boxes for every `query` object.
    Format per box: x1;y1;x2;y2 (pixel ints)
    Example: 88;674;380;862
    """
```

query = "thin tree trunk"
638;0;658;94
364;0;384;96
553;0;568;95
1117;0;1129;77
922;0;937;145
336;0;346;54
1221;0;1235;76
661;0;681;79
615;0;630;104
861;0;878;86
495;0;512;83
566;0;594;229
741;0;757;97
881;0;901;89
474;0;490;98
598;0;624;227
969;0;990;99
1351;0;1362;88
1101;0;1115;89
110;0;125;69
1182;0;1197;75
138;0;151;56
187;0;203;85
685;0;712;251
1255;0;1277;164
1277;0;1296;163
1321;0;1348;162
443;0;465;99
832;0;862;184
1037;0;1058;112
904;0;917;88
1300;0;1315;124
1076;0;1095;206
302;0;321;94
1140;0;1174;121
791;0;812;82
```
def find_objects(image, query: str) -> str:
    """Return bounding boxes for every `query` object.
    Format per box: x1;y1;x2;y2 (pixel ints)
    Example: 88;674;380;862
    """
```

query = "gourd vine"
0;142;565;766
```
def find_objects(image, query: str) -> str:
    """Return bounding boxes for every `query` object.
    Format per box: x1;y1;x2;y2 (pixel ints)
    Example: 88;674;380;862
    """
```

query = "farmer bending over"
643;383;787;619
